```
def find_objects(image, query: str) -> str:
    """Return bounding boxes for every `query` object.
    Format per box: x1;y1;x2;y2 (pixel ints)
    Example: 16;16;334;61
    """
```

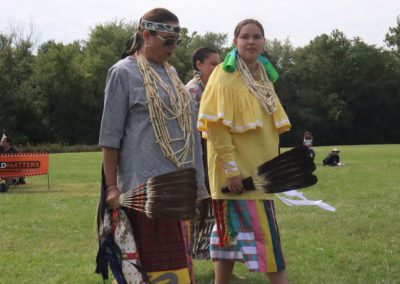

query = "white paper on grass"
275;190;336;212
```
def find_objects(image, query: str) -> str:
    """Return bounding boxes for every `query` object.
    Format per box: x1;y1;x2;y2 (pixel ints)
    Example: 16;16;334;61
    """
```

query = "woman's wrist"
105;185;121;208
106;185;119;192
223;160;240;177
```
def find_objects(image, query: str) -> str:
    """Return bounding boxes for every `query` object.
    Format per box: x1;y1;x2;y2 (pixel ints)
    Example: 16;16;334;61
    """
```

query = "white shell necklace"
237;54;278;114
136;53;194;167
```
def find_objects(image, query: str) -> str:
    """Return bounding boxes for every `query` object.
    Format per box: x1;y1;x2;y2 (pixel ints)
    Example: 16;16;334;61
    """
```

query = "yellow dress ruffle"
198;65;290;135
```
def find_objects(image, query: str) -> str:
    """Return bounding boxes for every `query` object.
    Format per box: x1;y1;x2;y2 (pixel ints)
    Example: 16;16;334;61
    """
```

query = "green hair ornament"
222;49;279;82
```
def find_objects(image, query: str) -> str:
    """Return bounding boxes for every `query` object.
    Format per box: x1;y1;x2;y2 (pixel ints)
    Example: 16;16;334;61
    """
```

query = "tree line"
1;17;399;147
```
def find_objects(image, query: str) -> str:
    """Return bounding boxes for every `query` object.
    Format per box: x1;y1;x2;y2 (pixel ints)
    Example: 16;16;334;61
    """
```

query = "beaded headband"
140;20;180;34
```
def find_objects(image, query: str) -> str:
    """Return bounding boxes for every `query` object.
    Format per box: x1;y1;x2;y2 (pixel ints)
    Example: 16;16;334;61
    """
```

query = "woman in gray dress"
98;7;206;283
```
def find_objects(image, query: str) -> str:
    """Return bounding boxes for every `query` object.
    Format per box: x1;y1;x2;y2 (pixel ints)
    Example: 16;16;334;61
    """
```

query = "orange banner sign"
0;153;49;178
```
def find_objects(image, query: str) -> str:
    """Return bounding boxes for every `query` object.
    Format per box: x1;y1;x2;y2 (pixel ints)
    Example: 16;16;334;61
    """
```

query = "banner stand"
47;170;50;191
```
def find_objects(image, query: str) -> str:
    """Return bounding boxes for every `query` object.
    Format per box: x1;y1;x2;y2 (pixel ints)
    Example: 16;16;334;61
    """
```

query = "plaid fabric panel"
210;230;259;270
210;199;286;273
127;209;188;272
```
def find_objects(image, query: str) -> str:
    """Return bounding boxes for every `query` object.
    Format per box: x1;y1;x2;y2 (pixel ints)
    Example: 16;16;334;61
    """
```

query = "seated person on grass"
322;148;343;166
0;136;26;189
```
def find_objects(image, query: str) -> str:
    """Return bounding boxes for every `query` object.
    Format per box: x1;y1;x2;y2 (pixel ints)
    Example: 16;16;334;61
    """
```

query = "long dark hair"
192;47;218;71
121;8;179;58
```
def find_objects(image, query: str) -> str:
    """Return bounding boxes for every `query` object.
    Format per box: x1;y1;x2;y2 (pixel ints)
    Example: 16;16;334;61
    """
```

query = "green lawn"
0;145;399;283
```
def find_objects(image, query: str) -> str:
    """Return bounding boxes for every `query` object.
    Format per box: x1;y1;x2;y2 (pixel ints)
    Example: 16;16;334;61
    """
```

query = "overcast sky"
1;0;399;47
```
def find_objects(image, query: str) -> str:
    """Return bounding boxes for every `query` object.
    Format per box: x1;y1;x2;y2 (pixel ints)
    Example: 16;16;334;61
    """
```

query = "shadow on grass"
5;187;61;194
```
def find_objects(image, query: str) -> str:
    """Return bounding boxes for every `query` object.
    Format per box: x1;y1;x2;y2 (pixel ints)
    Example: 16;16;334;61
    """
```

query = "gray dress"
99;56;206;197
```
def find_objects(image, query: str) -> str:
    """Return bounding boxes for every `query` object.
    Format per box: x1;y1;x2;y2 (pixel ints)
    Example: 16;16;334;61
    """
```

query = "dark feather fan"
222;146;318;194
191;199;214;259
118;168;198;220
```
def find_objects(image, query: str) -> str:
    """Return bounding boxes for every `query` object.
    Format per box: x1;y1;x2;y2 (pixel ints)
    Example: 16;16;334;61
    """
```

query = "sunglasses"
156;34;182;47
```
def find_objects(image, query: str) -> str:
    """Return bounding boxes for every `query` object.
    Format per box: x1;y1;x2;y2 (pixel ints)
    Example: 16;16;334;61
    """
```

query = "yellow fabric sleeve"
197;66;265;134
207;121;241;178
274;98;291;134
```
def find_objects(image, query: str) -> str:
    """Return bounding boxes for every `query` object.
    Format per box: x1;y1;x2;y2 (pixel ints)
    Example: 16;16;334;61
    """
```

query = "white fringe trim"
274;118;290;128
198;113;264;133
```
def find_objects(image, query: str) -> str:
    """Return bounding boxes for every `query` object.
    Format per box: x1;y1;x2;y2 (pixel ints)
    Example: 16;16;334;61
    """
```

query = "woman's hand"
227;175;244;194
106;186;121;209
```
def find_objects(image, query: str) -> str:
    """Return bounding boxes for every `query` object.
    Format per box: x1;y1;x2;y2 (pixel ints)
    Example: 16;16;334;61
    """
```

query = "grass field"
0;145;399;283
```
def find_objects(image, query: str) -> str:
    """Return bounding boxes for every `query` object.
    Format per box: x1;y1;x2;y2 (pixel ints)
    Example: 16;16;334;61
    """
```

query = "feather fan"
118;168;197;220
222;146;318;194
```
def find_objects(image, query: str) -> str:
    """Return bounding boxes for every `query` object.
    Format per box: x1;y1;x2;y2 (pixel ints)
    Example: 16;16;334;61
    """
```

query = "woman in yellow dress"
198;19;291;284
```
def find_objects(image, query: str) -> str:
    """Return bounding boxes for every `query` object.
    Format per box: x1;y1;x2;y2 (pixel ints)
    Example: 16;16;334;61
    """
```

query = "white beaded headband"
140;19;180;34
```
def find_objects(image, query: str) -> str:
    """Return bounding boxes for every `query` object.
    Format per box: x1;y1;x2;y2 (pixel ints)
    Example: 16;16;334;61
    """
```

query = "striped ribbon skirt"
210;199;286;273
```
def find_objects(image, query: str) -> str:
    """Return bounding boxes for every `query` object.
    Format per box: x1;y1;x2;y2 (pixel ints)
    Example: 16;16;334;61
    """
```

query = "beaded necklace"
236;55;278;114
136;53;194;167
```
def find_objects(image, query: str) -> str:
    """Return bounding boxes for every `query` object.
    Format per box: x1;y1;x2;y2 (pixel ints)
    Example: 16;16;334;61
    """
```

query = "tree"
81;20;138;143
28;40;91;144
2;20;400;146
274;29;400;146
385;15;400;52
274;31;353;145
0;28;37;143
169;29;228;82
